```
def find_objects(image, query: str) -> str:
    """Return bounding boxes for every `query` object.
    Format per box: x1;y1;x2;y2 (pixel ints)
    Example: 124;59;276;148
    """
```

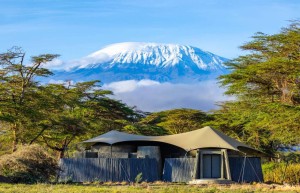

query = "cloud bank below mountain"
103;79;231;112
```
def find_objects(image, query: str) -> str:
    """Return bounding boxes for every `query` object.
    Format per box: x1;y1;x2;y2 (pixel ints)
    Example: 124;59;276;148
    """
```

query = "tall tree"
0;47;59;151
211;21;300;154
0;47;144;157
29;81;140;158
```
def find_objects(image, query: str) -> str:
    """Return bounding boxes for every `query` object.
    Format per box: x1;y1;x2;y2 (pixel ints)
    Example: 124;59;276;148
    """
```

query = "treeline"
0;48;142;158
0;21;300;158
212;21;300;154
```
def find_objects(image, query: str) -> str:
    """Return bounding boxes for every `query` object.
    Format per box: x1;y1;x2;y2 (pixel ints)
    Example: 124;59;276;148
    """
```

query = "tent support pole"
224;149;231;180
193;149;200;179
110;144;112;158
238;154;247;183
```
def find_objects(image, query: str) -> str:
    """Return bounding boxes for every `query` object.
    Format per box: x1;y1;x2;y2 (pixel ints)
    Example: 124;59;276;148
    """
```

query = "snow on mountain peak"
76;42;227;70
89;42;146;57
46;42;229;84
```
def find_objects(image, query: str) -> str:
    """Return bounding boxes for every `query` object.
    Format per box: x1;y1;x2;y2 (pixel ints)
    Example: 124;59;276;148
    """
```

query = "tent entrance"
197;149;231;180
202;154;221;178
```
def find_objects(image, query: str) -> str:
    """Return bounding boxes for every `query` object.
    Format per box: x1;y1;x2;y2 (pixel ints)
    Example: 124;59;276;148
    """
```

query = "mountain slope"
49;42;229;83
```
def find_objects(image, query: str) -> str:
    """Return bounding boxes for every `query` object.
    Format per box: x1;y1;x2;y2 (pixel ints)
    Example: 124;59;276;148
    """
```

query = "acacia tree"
210;21;300;154
221;22;300;104
139;108;212;134
0;47;59;151
0;47;142;157
27;81;140;158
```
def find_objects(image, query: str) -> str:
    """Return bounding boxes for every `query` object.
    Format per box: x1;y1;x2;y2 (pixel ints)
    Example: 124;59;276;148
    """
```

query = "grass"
0;183;300;193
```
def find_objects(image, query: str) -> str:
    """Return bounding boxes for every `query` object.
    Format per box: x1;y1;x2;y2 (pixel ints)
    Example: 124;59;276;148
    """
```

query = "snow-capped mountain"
49;42;229;83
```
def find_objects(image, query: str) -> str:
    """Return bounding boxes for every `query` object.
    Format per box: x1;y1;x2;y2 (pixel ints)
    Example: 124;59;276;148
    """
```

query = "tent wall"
229;157;264;183
59;158;159;182
58;157;264;183
162;158;196;182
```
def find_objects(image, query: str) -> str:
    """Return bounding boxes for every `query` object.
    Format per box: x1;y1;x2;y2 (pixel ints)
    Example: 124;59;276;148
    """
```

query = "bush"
263;162;300;185
0;144;58;183
135;172;143;184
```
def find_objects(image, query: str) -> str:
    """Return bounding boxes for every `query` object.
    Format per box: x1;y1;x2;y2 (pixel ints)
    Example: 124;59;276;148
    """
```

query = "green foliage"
209;21;300;153
0;123;13;156
0;47;142;159
123;124;168;136
207;101;300;153
0;144;58;183
134;172;143;184
37;81;140;158
0;47;59;152
262;161;300;185
0;183;300;193
279;152;300;163
220;22;300;103
140;108;212;134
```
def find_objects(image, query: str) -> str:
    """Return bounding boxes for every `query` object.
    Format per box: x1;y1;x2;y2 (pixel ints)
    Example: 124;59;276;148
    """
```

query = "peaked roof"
83;126;261;154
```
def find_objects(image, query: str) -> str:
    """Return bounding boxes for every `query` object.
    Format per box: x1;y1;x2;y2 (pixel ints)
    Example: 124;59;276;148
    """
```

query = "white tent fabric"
83;126;259;153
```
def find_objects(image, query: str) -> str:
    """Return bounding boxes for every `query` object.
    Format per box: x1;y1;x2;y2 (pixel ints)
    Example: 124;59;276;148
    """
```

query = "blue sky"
1;0;299;111
1;0;300;61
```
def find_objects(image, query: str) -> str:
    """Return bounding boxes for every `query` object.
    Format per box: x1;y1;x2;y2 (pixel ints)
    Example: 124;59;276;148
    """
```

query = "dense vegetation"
0;145;57;183
123;108;212;136
0;47;142;158
263;161;300;185
208;21;300;154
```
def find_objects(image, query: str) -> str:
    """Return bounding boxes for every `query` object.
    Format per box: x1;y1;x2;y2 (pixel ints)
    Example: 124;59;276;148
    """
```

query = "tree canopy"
0;47;59;151
138;108;212;135
0;47;140;157
209;21;300;154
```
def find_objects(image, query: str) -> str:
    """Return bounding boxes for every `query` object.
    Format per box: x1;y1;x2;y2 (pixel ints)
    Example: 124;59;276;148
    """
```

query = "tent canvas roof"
83;126;262;155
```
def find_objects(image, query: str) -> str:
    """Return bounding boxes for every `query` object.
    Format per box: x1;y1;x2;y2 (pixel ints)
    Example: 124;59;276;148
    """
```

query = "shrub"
0;144;58;183
135;172;143;184
262;162;300;185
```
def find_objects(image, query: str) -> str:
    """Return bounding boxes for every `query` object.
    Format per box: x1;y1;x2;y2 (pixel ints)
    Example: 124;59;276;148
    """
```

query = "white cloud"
103;79;160;93
48;79;65;84
43;52;112;71
47;79;76;86
71;53;111;69
43;59;64;69
104;79;232;112
42;78;231;112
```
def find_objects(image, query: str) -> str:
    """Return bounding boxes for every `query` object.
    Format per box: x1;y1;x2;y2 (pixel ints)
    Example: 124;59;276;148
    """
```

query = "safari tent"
59;126;264;183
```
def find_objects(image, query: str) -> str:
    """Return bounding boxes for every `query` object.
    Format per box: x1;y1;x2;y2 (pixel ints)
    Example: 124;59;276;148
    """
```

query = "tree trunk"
12;127;18;152
58;150;65;159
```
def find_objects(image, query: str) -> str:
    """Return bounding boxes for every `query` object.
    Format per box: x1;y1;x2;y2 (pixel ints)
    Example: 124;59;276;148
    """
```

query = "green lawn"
0;183;299;193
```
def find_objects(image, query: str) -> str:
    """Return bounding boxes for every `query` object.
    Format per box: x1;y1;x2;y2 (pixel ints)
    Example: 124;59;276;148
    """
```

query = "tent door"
202;154;221;178
199;149;230;180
